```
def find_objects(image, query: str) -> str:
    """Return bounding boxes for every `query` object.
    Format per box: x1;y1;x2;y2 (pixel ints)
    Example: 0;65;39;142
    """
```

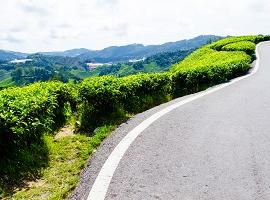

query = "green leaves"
78;73;171;131
0;82;77;154
169;35;268;96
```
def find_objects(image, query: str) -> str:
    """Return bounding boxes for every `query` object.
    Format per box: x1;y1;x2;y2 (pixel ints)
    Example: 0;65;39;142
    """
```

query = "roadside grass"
0;125;116;200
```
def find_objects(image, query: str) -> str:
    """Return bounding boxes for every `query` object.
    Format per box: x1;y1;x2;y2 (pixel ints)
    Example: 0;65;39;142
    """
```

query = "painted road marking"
87;43;264;200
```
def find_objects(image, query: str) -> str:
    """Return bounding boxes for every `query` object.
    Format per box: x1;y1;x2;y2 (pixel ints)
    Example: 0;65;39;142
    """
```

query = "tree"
11;67;23;83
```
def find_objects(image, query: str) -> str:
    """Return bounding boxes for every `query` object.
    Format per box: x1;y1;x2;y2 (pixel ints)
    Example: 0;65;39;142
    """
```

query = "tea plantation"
1;35;269;199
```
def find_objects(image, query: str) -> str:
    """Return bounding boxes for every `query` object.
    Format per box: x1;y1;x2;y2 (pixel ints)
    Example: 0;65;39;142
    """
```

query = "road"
70;42;270;200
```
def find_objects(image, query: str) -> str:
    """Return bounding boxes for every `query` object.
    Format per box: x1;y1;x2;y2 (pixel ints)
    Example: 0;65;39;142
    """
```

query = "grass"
0;125;116;200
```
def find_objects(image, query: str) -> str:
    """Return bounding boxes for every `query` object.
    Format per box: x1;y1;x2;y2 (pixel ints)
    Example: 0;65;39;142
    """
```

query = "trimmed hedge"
0;35;269;154
170;35;269;96
208;35;269;51
0;82;78;155
79;73;171;131
121;73;171;113
221;41;256;53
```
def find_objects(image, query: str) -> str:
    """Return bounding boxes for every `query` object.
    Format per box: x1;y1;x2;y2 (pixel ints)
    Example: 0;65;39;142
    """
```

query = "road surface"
70;42;270;200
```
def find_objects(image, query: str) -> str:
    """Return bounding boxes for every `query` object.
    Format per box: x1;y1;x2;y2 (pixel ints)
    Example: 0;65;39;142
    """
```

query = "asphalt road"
70;42;270;200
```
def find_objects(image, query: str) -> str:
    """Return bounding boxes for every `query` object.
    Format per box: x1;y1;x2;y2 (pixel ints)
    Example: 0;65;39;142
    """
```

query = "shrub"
121;73;171;113
208;35;269;51
78;76;124;131
78;73;171;131
0;82;77;155
169;35;268;96
221;41;256;55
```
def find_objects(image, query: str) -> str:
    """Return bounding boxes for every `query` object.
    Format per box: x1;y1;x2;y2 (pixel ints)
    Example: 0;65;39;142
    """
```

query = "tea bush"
79;73;171;131
169;35;269;96
0;35;269;153
0;82;77;155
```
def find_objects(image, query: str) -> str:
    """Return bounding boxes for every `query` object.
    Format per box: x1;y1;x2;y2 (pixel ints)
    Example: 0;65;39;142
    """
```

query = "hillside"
0;50;27;62
0;35;221;88
39;48;91;57
76;35;221;62
0;50;193;88
87;49;194;77
0;54;87;87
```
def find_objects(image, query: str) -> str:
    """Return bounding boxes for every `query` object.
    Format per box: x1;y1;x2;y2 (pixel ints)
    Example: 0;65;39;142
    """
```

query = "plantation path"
70;42;270;200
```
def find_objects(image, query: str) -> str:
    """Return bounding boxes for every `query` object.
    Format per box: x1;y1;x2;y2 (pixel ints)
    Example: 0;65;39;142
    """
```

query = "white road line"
86;43;263;200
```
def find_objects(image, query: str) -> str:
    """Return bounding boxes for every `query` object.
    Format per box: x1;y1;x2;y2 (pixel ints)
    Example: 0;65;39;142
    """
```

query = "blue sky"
0;0;269;52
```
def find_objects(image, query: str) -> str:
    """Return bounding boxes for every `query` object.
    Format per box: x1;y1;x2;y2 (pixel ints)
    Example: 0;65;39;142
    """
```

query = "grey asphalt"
70;42;270;200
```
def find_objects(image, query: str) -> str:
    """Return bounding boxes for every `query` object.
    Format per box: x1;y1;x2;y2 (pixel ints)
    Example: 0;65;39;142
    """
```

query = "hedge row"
169;35;270;96
0;35;269;154
208;35;269;51
79;73;171;131
0;82;78;155
221;41;256;53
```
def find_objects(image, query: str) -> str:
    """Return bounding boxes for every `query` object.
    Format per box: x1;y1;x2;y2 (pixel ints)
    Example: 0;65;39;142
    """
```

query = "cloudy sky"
0;0;269;52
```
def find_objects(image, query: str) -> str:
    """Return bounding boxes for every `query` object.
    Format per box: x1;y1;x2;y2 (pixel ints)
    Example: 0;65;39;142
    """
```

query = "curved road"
71;42;270;200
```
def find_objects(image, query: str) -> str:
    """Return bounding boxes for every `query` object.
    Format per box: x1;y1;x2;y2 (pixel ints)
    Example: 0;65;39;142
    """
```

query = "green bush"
0;82;77;155
78;73;171;131
120;73;171;113
208;35;269;51
169;35;268;96
78;76;124;131
221;41;256;55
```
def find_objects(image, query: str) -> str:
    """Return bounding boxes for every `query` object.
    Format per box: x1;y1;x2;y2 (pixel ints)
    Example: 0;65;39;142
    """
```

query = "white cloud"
20;4;49;16
101;23;128;37
0;0;269;52
0;34;23;43
96;0;119;7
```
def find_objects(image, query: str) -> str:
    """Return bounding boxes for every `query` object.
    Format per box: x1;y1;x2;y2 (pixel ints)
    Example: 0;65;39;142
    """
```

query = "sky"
0;0;269;53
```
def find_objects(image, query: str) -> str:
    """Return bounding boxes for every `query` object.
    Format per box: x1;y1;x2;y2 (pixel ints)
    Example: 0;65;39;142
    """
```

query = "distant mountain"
39;48;92;57
0;50;27;62
27;54;87;70
0;35;222;63
36;35;222;62
77;35;222;63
